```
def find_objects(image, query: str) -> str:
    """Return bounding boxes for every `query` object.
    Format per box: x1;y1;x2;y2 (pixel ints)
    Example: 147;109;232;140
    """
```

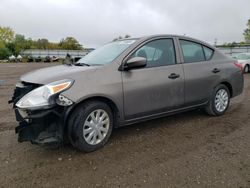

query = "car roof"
119;34;187;41
118;34;215;49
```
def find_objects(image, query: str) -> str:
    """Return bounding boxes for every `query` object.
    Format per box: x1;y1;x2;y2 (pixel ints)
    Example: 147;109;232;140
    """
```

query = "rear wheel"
205;84;230;116
244;65;249;73
68;101;113;152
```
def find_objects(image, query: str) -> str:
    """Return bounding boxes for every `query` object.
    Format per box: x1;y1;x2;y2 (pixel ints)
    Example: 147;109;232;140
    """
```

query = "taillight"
234;61;243;73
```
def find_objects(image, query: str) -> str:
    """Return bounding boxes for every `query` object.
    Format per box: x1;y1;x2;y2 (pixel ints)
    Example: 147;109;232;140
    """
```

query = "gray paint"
20;35;244;126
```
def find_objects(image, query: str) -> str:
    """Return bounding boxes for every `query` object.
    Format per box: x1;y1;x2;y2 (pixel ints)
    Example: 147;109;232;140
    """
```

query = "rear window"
180;40;214;63
180;40;205;63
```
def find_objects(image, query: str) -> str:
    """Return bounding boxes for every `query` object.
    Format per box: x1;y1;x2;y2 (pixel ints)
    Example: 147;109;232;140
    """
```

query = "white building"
21;49;94;59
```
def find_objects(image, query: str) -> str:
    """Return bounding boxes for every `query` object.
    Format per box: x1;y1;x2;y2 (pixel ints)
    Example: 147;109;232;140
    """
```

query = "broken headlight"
16;79;74;109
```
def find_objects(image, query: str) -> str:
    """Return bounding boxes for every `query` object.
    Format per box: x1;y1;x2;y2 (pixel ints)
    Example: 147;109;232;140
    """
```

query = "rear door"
122;38;185;120
178;39;218;106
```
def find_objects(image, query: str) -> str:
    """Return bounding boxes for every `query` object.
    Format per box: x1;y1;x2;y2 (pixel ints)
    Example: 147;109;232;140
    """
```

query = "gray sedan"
10;35;244;152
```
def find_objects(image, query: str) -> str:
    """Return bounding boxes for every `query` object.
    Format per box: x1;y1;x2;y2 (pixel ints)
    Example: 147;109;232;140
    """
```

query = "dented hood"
21;65;97;84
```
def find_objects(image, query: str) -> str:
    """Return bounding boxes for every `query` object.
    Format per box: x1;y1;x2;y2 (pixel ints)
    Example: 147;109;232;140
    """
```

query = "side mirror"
123;57;147;70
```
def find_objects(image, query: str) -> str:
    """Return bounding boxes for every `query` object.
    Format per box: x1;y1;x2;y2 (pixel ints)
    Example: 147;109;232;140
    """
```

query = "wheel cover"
83;109;110;145
215;89;229;112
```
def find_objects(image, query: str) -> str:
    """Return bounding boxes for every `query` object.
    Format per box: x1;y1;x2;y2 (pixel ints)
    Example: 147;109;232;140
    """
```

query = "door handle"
168;73;180;79
212;68;221;73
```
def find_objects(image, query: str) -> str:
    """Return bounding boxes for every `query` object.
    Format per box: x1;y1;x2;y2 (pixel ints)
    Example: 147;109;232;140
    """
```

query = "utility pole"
214;38;218;46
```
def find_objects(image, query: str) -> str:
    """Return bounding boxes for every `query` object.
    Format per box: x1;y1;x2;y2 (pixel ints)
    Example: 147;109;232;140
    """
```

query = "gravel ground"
0;63;250;188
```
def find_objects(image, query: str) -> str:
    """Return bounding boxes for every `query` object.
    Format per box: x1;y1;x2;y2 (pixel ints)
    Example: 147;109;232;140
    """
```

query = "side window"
203;46;214;60
180;40;205;63
131;39;176;68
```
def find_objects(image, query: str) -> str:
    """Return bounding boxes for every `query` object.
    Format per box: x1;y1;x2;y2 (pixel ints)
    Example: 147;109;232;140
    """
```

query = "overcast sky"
0;0;249;47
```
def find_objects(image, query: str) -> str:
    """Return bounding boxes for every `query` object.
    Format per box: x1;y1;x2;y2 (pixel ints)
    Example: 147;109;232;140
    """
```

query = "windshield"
233;53;250;60
78;39;137;65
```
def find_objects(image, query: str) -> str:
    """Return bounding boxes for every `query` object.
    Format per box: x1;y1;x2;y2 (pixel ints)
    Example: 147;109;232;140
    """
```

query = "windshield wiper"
74;62;90;66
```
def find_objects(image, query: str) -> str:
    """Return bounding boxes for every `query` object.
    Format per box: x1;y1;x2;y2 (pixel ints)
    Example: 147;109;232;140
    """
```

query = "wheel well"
66;96;120;127
220;82;233;97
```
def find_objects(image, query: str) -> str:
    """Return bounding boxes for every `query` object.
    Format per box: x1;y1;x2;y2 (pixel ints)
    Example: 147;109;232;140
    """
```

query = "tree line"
0;26;83;59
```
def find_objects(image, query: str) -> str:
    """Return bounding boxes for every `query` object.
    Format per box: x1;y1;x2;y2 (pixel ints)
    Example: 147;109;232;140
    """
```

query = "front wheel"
205;84;230;116
68;101;113;152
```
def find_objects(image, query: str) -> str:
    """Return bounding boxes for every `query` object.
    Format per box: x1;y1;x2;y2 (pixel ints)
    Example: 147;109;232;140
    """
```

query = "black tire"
68;101;113;152
205;84;230;116
244;65;249;73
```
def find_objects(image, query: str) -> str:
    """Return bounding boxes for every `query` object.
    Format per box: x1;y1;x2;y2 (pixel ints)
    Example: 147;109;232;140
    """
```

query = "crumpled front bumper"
10;82;71;145
14;107;65;145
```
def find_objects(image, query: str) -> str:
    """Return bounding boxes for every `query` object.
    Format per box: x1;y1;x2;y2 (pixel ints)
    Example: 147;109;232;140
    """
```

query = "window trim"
179;39;214;64
202;45;214;61
121;37;177;69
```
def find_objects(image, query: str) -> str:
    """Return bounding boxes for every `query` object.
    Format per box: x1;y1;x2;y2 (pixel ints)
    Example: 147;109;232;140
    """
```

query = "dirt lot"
0;63;250;188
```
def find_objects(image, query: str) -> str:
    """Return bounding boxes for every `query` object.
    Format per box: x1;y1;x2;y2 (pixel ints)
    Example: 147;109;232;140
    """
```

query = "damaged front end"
9;80;74;145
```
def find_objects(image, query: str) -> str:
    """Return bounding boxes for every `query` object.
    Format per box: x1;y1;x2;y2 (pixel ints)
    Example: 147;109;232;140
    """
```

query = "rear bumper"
14;106;67;145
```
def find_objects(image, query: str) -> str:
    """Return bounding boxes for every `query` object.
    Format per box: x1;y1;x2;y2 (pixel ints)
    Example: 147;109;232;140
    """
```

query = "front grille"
9;82;41;106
